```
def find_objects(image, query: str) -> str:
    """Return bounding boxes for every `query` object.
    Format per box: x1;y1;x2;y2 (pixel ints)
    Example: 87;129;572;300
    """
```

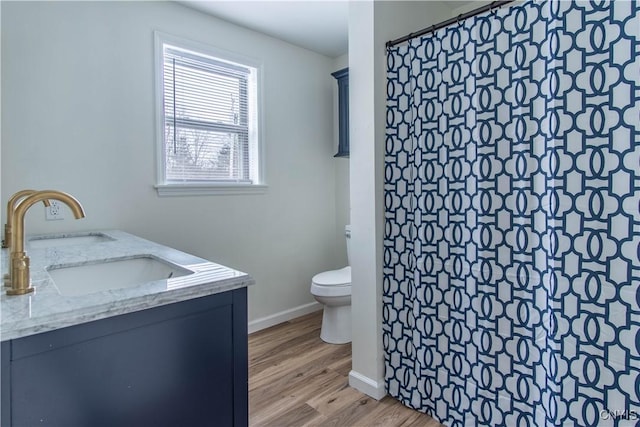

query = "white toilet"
311;225;351;344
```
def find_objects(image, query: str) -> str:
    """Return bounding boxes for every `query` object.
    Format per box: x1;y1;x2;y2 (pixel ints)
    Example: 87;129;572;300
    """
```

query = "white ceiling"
179;0;350;58
178;1;477;58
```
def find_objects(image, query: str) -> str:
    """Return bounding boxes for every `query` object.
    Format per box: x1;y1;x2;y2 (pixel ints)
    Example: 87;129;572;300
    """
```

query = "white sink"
47;256;193;296
28;233;114;249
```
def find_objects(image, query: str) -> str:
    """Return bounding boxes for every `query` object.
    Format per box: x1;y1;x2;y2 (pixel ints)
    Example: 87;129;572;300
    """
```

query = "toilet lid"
312;266;351;286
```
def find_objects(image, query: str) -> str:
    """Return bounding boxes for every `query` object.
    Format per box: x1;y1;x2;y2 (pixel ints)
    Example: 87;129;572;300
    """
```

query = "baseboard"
349;370;387;400
248;301;322;334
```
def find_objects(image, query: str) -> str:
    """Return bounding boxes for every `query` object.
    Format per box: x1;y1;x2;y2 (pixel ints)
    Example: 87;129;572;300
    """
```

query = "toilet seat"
311;267;351;297
312;266;351;286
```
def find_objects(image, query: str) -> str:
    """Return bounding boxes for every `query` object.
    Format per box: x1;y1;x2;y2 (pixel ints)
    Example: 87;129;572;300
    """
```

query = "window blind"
162;45;256;183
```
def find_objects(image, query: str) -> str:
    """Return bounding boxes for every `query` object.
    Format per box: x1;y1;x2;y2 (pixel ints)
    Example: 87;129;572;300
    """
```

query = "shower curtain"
383;1;639;426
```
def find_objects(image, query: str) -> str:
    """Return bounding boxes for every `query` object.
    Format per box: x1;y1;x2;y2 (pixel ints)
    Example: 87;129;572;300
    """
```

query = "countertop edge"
1;230;255;342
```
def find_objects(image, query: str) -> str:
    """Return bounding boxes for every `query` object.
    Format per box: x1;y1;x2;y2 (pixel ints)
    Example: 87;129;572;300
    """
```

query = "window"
154;32;265;195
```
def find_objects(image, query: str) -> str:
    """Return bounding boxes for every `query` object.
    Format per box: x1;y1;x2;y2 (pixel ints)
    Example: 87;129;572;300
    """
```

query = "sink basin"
28;233;114;249
47;256;193;296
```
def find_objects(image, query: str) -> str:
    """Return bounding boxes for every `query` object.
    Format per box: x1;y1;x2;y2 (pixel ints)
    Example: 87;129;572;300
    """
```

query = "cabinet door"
3;290;247;427
332;68;349;157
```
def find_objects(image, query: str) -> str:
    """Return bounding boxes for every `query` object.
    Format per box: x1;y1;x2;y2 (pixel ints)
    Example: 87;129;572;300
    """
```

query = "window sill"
155;183;268;197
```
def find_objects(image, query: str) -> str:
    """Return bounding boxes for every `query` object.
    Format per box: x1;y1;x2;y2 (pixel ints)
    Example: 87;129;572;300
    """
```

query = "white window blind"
160;42;259;185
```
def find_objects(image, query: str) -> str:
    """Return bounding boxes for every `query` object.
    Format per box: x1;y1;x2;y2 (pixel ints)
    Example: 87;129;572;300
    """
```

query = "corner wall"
333;53;350;265
347;0;454;399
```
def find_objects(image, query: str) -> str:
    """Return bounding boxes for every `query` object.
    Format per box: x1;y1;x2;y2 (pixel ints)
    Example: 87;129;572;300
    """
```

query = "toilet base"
320;304;351;344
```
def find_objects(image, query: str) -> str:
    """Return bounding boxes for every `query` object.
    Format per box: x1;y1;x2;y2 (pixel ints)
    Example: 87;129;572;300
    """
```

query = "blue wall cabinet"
1;288;248;427
332;68;349;157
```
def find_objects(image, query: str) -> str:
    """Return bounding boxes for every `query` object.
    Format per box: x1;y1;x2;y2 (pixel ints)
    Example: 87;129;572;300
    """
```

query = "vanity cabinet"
332;67;349;157
1;288;248;427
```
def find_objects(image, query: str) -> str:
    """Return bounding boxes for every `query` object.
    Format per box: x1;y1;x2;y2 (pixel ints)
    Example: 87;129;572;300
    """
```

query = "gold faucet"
3;190;51;288
2;190;50;249
7;190;85;296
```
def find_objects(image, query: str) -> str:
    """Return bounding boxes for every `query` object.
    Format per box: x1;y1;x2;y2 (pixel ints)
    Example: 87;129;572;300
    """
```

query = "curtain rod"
386;0;514;49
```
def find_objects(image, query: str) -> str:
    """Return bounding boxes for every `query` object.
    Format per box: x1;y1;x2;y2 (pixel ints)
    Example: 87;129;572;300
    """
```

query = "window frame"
154;31;266;196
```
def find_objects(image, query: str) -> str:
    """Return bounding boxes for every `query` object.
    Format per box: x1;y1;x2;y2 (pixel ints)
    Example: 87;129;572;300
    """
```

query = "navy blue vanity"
1;230;253;427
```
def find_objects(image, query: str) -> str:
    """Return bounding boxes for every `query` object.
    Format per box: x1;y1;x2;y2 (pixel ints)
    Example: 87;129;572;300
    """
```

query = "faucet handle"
6;254;33;295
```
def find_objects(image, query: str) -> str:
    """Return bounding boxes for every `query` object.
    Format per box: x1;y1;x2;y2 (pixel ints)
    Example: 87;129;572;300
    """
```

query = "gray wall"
1;1;344;324
333;53;350;265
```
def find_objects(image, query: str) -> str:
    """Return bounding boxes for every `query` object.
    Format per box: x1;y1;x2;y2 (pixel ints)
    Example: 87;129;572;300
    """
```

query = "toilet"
311;225;351;344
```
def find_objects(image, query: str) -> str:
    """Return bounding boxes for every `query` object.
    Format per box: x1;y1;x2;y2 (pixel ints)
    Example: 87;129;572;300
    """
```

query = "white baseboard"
349;370;387;400
248;301;322;334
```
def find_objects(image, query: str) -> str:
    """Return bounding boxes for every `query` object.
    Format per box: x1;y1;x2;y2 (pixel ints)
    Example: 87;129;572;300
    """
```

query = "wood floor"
248;311;444;427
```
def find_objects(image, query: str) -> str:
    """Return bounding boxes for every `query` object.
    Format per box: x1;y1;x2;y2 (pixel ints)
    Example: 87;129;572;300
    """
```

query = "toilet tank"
345;225;351;266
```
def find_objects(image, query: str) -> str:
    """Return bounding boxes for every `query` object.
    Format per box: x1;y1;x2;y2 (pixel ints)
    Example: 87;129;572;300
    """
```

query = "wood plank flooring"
248;311;444;427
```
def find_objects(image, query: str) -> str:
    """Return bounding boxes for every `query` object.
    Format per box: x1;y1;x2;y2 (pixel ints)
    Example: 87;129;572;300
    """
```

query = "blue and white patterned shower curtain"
383;1;639;426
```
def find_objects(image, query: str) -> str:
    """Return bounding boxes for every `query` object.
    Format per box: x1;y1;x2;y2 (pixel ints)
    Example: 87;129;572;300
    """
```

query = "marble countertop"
1;230;254;341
